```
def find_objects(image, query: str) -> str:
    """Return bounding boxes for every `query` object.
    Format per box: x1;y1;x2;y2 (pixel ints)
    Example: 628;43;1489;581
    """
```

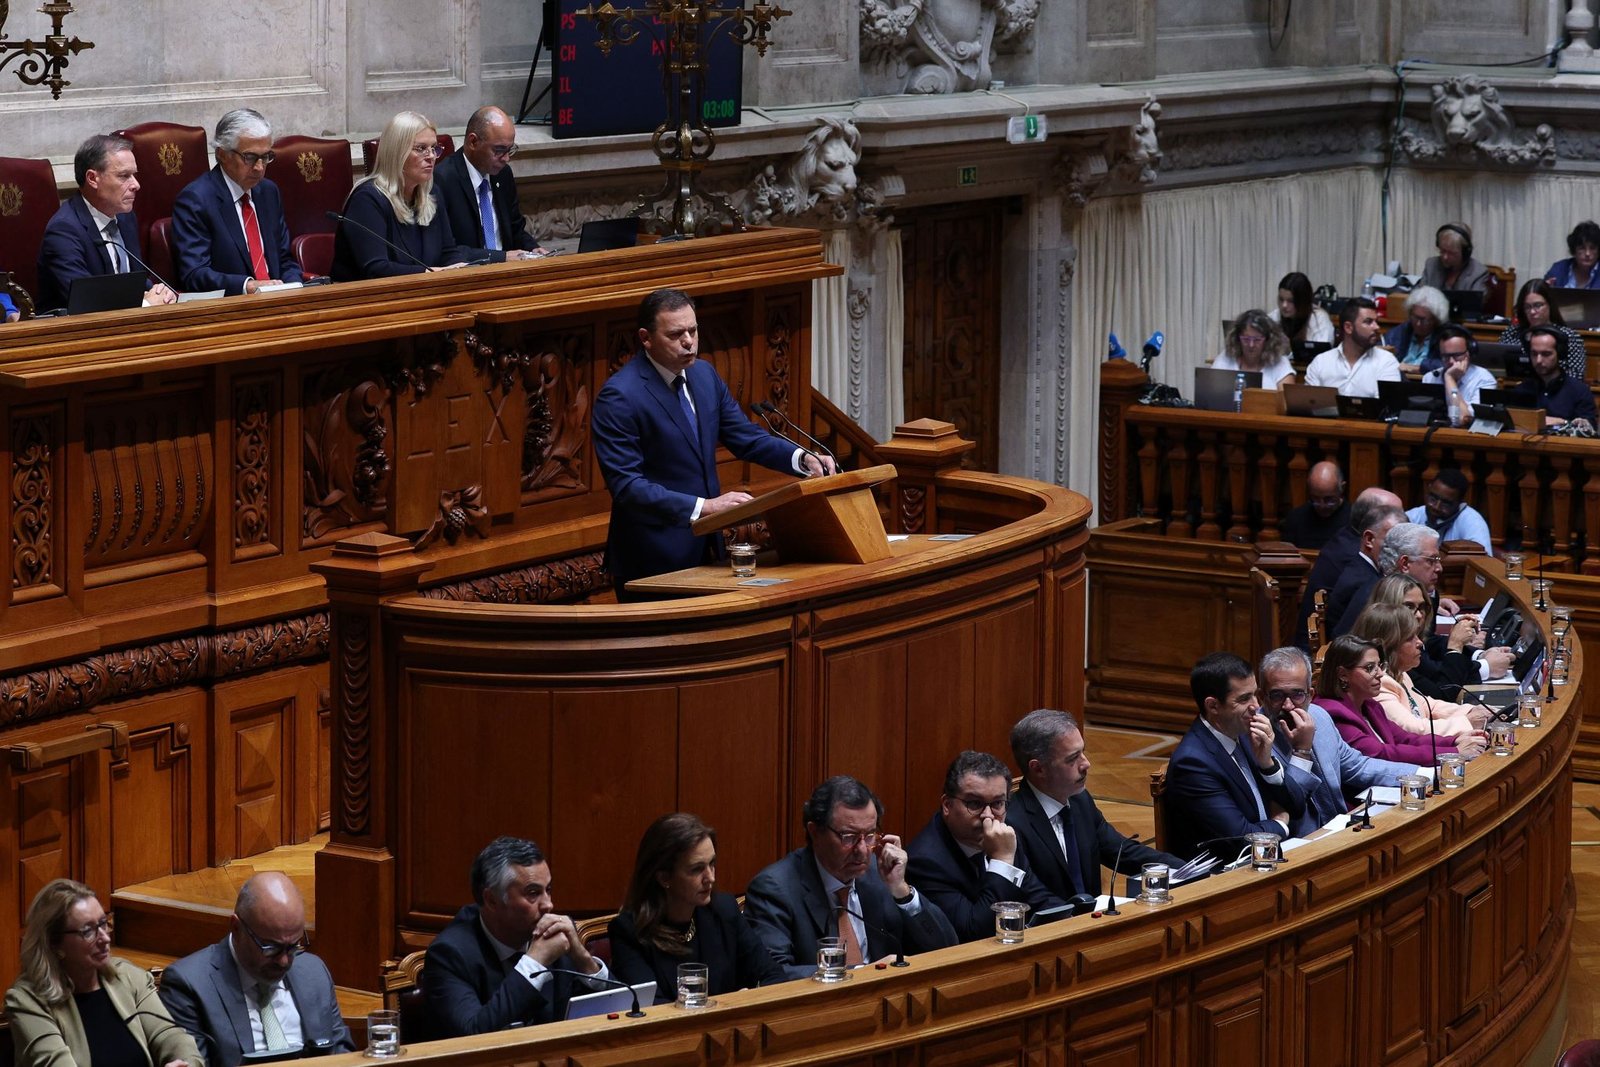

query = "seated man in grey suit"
160;872;353;1066
744;775;957;979
1260;646;1423;827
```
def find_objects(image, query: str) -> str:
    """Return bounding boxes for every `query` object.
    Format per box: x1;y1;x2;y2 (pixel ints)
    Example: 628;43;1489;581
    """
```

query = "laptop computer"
577;218;639;254
1443;289;1487;322
1472;341;1524;375
565;980;656;1020
1193;366;1262;411
1550;286;1600;329
66;272;145;315
1292;340;1338;366
1335;394;1385;420
1282;383;1340;417
1378;379;1445;423
1480;387;1536;410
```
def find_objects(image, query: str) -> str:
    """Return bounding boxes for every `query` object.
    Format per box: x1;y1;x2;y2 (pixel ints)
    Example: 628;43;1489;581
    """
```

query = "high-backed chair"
1485;264;1515;319
362;132;455;176
0;155;64;303
145;217;177;292
382;949;432;1043
292;233;334;278
575;912;615;967
112;122;208;249
1148;769;1168;851
266;135;355;238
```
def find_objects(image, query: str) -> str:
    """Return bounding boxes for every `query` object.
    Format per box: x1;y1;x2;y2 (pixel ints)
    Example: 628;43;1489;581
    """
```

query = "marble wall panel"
745;2;856;109
1154;0;1274;75
347;0;481;133
1399;0;1547;64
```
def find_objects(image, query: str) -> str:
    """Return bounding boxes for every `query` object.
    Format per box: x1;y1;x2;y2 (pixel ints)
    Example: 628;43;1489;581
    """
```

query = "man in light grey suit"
1259;646;1423;833
160;872;353;1066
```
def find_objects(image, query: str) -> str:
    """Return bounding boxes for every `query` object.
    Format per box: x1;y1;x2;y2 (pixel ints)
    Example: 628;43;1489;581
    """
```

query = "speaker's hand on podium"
702;491;754;517
801;452;837;477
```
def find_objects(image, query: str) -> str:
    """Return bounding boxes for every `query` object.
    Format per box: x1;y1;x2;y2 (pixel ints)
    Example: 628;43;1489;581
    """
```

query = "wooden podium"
689;463;897;565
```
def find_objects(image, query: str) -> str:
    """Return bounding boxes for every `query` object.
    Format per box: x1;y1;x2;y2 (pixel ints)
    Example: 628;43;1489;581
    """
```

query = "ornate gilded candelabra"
573;0;791;236
0;2;94;99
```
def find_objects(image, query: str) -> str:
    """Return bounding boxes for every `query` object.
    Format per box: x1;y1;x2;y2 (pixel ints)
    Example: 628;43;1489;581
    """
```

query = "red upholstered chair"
112;122;209;249
362;132;455;175
266;135;355;238
0;155;63;304
1558;1039;1600;1067
145;217;177;291
292;233;334;278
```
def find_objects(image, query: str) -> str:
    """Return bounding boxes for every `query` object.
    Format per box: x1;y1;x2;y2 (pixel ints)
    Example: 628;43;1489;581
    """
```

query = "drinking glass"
814;936;848;982
1246;832;1280;871
365;1010;400;1058
1489;721;1516;756
1398;774;1428;810
1437;754;1466;789
1518;693;1542;728
1138;863;1171;906
728;543;758;578
1503;553;1524;581
676;962;710;1009
992;901;1029;943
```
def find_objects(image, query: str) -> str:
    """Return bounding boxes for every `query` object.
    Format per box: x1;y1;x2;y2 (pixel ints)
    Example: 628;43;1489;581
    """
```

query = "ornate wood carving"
0;612;330;728
233;377;275;553
413;486;491;550
900;485;926;534
11;413;54;590
82;395;212;565
520;332;590;498
465;328;532;394
338;613;372;837
419;551;611;605
301;368;391;542
763;297;796;412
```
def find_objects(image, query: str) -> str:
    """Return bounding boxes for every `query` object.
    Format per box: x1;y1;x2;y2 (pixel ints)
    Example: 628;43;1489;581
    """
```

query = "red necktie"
240;192;270;281
835;886;864;966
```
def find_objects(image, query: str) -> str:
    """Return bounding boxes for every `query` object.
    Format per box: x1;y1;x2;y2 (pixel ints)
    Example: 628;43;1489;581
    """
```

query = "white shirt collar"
83;198;117;233
221;169;249;205
1200;715;1241;755
643;351;694;388
462;155;489;192
813;854;851;898
477;915;523;962
1025;779;1066;821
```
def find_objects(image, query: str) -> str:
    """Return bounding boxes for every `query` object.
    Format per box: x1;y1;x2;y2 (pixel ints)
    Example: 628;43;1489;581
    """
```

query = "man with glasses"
905;749;1068;942
1259;647;1420;828
1323;506;1406;640
1004;709;1179;906
160;872;352;1065
1162;652;1310;860
1333;521;1441;638
1405;468;1493;555
171;109;302;295
745;775;956;979
434;106;545;262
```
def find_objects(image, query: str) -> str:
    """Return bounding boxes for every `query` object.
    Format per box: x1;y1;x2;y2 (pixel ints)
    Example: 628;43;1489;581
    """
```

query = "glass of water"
1398;774;1428;811
1245;832;1281;871
364;1010;400;1058
1437;753;1466;789
991;901;1029;943
676;962;710;1009
814;936;848;982
1518;693;1542;728
1138;863;1171;906
1489;721;1516;756
1553;652;1570;687
728;542;758;578
1552;605;1572;641
1532;578;1552;611
1503;553;1524;581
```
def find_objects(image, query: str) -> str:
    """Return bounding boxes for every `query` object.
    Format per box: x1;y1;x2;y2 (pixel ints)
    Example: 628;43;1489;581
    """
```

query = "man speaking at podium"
593;288;836;597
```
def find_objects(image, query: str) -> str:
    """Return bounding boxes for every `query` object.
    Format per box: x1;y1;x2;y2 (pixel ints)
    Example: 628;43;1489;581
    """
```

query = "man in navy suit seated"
592;287;836;597
37;134;177;311
906;750;1067;942
171;109;303;296
744;775;958;978
433;105;545;262
425;836;612;1036
1162;652;1310;860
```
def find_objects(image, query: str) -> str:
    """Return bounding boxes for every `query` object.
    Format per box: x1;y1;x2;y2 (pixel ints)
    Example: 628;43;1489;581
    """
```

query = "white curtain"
812;228;851;401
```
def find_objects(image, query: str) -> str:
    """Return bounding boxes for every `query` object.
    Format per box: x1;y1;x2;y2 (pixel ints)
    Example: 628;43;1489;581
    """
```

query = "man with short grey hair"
171;108;302;295
1295;487;1405;650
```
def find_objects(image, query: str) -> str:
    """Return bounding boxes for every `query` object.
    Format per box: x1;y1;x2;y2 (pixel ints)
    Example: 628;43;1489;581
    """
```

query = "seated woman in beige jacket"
1351;603;1490;752
6;878;201;1067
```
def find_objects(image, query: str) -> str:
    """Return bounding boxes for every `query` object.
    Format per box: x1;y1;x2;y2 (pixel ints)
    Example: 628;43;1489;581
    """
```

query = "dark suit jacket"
1005;783;1179;902
158;937;354;1067
905;812;1067;942
330;181;465;281
1162;716;1310;860
591;353;798;591
423;904;595;1037
433;152;536;260
170;166;302;295
743;846;958;980
36;195;149;311
1327;554;1382;638
608;892;786;1001
1295;523;1359;650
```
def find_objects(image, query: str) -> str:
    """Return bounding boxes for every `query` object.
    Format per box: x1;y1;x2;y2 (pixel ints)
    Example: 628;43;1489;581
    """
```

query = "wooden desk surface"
626;534;951;595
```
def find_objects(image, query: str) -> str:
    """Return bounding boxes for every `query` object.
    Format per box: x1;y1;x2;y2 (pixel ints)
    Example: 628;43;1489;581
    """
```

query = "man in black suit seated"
1322;502;1405;639
1294;488;1403;650
1280;461;1349;550
1004;709;1180;903
744;775;957;979
905;750;1067;942
433;106;544;262
425;836;611;1036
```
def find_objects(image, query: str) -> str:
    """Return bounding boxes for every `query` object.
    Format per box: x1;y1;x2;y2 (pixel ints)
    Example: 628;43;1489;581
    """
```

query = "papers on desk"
887;534;910;542
1171;854;1219;885
257;282;304;294
176;290;225;303
1095;894;1133;911
1364;785;1403;806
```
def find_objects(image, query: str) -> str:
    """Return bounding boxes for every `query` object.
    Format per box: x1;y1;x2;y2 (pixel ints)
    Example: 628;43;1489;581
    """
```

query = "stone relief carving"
860;0;1039;95
1159;121;1386;172
847;286;870;419
1054;97;1163;211
1114;98;1162;185
741;118;895;230
1396;75;1556;167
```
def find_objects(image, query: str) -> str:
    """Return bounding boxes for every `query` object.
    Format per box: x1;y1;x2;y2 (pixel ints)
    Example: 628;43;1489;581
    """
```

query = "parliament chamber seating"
362;132;454;176
113;121;208;249
292;231;335;277
0;155;61;304
267;134;356;238
145;216;177;289
1485;262;1515;318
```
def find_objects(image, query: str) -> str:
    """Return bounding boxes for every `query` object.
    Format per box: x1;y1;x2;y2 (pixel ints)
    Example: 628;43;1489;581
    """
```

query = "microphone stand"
1102;833;1140;915
1349;789;1375;832
323;209;493;271
542;967;646;1018
751;401;838;472
100;239;179;296
837;903;909;967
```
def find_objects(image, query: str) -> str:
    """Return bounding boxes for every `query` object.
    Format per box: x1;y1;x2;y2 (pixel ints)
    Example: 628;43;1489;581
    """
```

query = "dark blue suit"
1161;717;1309;860
1005;783;1179;902
608;891;786;1001
1295;523;1360;650
592;353;798;592
36;195;149;312
1326;555;1382;638
905;812;1067;942
423;904;598;1037
330;181;465;281
743;846;958;980
171;166;302;295
433;152;537;262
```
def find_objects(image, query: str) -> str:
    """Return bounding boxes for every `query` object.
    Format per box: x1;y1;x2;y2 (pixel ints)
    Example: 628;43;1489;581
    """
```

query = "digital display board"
551;1;744;140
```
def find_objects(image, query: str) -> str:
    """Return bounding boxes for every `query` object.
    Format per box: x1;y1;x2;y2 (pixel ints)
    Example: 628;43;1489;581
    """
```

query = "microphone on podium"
540;967;647;1017
324;210;490;270
835;902;910;967
100;238;179;296
750;401;839;474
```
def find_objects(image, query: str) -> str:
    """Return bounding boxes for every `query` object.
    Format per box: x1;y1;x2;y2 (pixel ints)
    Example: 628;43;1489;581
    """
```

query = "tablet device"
577;218;639;254
66;272;145;315
1282;383;1339;417
565;980;656;1020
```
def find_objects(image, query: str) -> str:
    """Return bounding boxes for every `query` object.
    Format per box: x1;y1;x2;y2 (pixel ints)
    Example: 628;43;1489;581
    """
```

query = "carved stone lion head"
1430;75;1514;148
786;118;861;206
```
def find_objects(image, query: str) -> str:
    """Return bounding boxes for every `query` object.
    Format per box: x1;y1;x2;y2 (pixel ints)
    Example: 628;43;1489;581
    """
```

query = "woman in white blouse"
1213;308;1296;388
1269;272;1334;346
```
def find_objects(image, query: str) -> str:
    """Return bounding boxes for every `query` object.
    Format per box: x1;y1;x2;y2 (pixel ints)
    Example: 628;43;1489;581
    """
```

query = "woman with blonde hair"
1212;309;1295;388
331;111;468;280
1349;602;1490;754
6;879;199;1067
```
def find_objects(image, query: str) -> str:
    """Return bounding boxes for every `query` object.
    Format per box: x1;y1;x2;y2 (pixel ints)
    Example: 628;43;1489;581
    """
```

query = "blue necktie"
477;177;499;251
1230;743;1269;820
673;374;697;431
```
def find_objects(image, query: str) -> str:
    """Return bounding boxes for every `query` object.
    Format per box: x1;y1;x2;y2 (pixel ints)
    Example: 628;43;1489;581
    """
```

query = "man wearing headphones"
1419;222;1492;296
1423;324;1496;426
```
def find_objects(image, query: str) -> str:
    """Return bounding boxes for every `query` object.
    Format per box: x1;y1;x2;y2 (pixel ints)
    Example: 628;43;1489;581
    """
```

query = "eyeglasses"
488;143;517;159
1355;660;1386;675
951;795;1008;816
1238;333;1265;346
410;144;444;159
65;916;113;942
236;913;309;958
1266;688;1307;705
824;825;881;850
1416;554;1443;566
226;148;275;168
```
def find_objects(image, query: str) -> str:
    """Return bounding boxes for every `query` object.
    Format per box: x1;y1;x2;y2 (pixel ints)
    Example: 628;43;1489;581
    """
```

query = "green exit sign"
958;166;978;186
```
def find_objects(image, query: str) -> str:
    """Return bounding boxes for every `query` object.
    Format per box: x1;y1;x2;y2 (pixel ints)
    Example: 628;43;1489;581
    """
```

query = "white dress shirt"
229;940;304;1051
1304;345;1402;397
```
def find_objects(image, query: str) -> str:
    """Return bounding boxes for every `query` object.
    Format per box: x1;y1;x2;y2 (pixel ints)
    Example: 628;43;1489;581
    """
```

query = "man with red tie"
171;109;303;296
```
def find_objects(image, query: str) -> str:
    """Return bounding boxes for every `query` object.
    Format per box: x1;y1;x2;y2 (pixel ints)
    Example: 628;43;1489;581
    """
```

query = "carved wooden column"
1251;542;1312;658
311;532;433;990
875;418;976;534
1097;360;1149;523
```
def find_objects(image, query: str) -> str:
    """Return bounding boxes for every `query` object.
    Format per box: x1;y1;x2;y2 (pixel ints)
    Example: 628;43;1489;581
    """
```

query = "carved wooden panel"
110;721;194;888
11;404;62;600
514;327;591;503
2;754;91;983
231;374;279;559
761;294;798;415
211;670;321;863
899;199;1004;472
300;363;391;545
82;388;212;570
1376;882;1430;1060
1189;965;1269;1066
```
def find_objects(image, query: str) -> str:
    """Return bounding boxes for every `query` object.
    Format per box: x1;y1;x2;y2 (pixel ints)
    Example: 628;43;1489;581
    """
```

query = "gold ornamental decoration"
297;152;323;183
0;2;95;99
157;142;183;175
0;183;22;217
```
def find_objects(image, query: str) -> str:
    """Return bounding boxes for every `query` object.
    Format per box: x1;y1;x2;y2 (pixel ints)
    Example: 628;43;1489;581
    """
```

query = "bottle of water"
1233;372;1246;412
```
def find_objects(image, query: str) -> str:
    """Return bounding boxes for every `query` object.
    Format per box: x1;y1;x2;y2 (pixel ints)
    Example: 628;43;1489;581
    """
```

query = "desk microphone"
540;967;646;1017
325;209;432;271
100;239;178;296
750;401;837;473
835;903;909;967
1102;833;1141;915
